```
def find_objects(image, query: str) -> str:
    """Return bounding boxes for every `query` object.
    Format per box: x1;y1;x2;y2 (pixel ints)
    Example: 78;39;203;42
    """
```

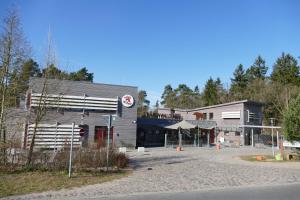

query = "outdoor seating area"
164;120;216;148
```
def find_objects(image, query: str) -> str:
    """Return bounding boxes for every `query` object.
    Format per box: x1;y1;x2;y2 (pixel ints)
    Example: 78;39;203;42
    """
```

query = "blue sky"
1;0;300;106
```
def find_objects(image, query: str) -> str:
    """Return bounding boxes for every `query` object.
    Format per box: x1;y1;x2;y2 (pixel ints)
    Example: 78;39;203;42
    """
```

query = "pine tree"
161;84;176;108
203;77;218;106
152;100;160;117
42;64;64;79
192;85;203;108
137;90;150;117
194;85;200;94
230;64;248;100
246;56;268;82
174;84;194;109
271;53;299;86
68;67;94;82
16;59;41;95
215;77;227;103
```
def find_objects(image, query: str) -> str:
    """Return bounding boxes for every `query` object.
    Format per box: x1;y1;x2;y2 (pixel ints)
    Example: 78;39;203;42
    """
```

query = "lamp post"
270;118;275;157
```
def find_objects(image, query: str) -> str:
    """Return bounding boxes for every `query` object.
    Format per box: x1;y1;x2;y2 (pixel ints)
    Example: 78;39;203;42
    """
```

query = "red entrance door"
95;126;114;148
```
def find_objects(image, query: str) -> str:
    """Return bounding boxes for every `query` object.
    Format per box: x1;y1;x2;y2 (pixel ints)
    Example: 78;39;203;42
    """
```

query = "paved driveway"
82;183;300;200
7;147;300;200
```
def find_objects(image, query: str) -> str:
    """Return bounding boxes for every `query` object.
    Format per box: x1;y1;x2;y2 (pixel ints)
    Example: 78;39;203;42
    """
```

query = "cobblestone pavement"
6;147;300;200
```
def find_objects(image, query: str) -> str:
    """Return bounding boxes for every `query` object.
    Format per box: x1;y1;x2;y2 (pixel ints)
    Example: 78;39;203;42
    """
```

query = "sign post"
68;122;75;178
276;131;280;150
251;128;254;148
106;115;112;171
79;128;84;137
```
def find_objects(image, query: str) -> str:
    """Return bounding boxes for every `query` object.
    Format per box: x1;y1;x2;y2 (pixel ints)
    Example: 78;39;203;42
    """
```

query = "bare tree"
0;8;29;164
26;30;55;165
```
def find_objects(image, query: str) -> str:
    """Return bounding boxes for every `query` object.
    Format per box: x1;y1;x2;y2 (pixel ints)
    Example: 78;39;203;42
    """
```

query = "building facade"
21;78;138;149
7;78;263;149
158;100;263;146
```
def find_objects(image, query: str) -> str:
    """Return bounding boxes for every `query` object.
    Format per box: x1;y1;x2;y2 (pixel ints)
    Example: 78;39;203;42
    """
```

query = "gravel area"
5;146;300;200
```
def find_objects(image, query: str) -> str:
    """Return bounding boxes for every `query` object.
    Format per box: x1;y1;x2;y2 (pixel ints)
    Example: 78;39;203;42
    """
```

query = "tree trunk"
26;78;48;166
0;22;13;165
26;122;38;165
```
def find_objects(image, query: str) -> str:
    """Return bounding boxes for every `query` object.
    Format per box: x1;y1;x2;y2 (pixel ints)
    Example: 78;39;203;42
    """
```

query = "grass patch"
0;170;131;198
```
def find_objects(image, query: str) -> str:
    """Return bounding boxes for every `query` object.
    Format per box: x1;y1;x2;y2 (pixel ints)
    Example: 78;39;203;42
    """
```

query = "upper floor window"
203;113;207;120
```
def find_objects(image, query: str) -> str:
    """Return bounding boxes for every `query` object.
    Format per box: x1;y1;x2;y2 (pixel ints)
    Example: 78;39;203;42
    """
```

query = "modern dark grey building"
21;78;138;149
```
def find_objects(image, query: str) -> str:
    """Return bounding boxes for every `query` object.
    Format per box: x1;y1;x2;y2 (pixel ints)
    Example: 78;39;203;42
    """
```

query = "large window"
209;113;214;120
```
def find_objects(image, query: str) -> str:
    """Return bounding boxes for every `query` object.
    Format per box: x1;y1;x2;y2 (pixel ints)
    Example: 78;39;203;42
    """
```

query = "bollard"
216;143;221;151
165;133;167;148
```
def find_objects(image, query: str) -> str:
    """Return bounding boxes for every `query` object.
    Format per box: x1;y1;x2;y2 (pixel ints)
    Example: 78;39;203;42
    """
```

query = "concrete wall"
27;78;138;147
5;108;28;147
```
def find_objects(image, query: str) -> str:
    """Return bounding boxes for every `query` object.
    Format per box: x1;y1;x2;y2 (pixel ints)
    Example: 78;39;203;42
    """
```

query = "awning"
137;118;179;128
165;120;196;130
187;120;217;130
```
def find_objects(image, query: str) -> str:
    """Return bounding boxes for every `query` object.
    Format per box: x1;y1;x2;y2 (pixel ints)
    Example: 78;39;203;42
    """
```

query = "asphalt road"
86;183;300;200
